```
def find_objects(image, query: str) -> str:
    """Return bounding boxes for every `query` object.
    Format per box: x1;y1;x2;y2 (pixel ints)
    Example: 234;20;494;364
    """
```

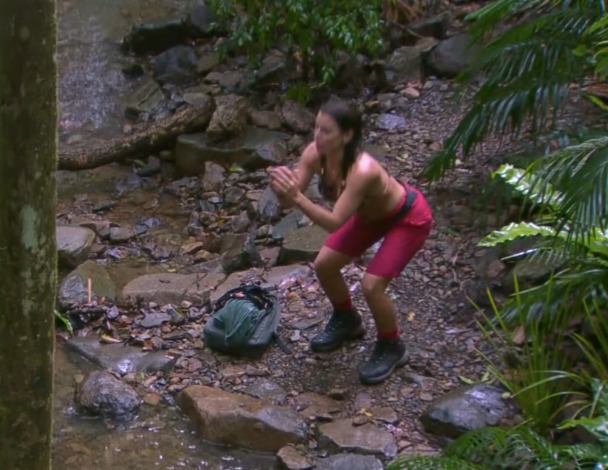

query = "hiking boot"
310;310;365;352
359;338;408;385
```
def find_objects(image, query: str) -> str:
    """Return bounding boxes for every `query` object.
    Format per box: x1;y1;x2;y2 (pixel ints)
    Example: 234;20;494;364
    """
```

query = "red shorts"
325;185;432;278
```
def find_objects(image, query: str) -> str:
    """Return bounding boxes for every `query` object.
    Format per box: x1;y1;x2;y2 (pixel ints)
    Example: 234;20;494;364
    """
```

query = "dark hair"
319;99;362;178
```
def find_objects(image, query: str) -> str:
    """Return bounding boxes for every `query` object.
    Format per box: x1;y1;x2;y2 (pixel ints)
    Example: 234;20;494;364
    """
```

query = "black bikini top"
317;155;345;202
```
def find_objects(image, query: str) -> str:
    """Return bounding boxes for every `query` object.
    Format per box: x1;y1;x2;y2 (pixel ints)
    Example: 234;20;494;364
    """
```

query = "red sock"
332;298;353;312
378;328;400;340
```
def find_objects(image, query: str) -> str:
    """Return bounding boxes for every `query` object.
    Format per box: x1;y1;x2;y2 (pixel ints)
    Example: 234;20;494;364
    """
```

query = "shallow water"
53;2;279;468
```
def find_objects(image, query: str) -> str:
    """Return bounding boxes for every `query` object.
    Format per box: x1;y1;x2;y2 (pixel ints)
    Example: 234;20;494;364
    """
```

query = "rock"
257;185;283;222
278;225;327;264
375;113;406;132
277;446;312;470
206;95;251;143
260;264;312;290
200;161;225;192
426;33;480;78
249;109;282;130
76;370;141;420
231;211;251;233
254;52;288;88
502;257;563;293
57;260;118;308
243;379;287;405
314;453;384;470
109;226;136;243
186;3;219;36
124;76;166;119
420;384;516;439
221;233;261;274
65;336;177;376
278;99;316;134
387;38;438;84
121;19;189;55
295;392;341;418
56;225;96;269
408;13;450;39
223;186;247;206
317;419;397;458
196;53;219;74
272;211;309;240
152;45;198;86
174;126;290;175
122;272;226;306
209;270;251;304
177;385;307;452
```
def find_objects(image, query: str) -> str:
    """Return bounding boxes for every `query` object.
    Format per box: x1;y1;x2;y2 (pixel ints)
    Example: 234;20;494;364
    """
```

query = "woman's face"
314;112;351;155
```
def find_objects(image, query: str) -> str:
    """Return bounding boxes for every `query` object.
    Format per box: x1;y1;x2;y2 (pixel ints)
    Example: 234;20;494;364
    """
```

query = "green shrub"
208;0;385;84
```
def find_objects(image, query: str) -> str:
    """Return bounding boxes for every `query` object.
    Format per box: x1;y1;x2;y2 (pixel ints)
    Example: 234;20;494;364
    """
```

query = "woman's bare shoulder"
301;142;321;170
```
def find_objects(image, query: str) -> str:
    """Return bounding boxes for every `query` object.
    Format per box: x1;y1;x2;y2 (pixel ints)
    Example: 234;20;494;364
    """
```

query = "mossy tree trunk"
0;1;57;469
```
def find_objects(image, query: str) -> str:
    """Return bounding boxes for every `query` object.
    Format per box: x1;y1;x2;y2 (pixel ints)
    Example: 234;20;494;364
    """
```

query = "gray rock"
138;312;172;328
278;99;315;134
153;45;198;86
196;53;220;74
375;113;406;132
57;260;117;309
76;370;141;420
65;336;177;376
178;385;307;452
272;210;308;240
257;186;282;221
121;19;188;55
315;454;383;470
56;225;96;269
186;3;219;36
502;256;563;293
122;272;226;306
277;446;312;470
408;14;450;40
224;186;247;205
260;264;312;290
206;95;250;143
248;109;282;130
221;233;261;274
109;226;136;243
317;419;397;458
124;76;166;119
201;161;226;192
387;38;438;84
175;126;290;176
231;211;252;233
254;52;288;88
420;384;516;439
278;225;327;264
426;33;480;78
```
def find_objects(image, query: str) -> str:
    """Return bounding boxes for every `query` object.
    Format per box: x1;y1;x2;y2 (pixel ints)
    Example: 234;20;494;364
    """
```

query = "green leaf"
478;222;556;247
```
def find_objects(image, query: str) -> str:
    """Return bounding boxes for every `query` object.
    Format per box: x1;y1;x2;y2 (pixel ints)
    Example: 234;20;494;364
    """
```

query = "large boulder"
152;45;198;86
57;260;117;309
426;33;480;78
178;385;307;452
56;225;96;269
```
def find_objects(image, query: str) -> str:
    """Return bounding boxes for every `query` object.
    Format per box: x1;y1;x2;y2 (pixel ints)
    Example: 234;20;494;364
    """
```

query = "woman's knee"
314;247;349;277
361;274;390;299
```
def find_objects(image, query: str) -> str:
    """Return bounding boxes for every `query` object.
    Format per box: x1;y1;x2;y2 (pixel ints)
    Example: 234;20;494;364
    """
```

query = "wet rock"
387;38;437;84
65;336;177;376
426;33;480;78
420;384;516;439
206;95;251;143
277;99;315;134
57;225;96;269
221;233;261;274
178;385;307;452
122;272;226;306
249;109;282;130
57;260;117;309
174;126;290;176
317;419;397;458
278;225;327;264
243;379;287;405
375;113;406;132
76;370;141;420
277;446;312;470
314;454;383;470
153;45;198;86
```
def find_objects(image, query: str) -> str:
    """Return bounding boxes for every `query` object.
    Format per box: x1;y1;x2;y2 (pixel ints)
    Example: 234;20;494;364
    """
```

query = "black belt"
392;183;417;220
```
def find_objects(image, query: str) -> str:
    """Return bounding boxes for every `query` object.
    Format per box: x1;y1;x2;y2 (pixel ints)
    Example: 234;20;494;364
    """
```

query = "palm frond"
385;455;486;470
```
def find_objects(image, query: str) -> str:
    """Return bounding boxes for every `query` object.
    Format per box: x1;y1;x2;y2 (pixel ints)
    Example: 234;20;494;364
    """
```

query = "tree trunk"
0;1;57;469
58;98;216;171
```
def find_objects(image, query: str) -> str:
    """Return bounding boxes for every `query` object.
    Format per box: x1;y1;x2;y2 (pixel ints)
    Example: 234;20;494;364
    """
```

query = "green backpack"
203;285;286;357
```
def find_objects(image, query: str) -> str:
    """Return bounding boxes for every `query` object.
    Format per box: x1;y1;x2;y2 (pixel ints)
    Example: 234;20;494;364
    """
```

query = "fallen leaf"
407;311;416;321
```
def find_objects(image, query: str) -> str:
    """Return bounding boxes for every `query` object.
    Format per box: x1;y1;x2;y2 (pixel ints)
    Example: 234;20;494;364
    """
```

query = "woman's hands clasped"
268;166;300;206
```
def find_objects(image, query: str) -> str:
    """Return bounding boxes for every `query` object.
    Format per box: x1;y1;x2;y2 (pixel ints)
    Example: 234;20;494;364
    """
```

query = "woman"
269;98;432;385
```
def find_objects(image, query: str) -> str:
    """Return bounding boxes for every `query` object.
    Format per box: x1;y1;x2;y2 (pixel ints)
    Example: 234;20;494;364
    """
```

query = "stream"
53;1;278;468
